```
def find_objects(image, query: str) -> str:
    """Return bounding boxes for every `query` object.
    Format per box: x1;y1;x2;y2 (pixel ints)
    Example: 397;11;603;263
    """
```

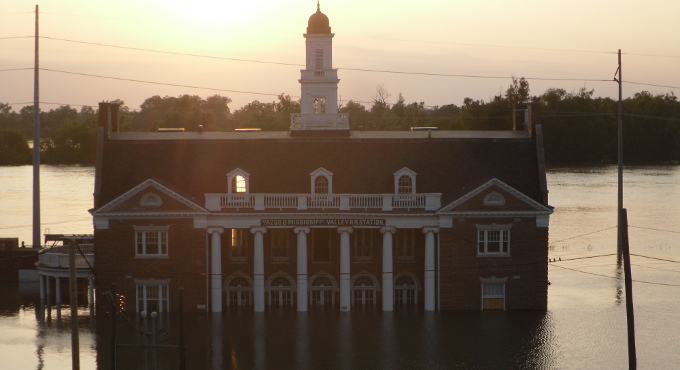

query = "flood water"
1;165;680;369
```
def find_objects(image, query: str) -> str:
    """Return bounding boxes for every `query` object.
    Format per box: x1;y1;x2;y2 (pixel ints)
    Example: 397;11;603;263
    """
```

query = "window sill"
477;254;511;258
135;255;169;259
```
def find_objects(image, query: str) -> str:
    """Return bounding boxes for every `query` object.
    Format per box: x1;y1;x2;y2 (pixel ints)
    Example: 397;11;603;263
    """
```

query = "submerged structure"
91;5;552;313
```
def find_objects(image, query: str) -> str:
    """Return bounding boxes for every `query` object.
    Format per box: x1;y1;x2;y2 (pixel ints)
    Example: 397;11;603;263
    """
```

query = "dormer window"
394;167;417;194
310;167;333;194
397;175;413;194
315;176;329;194
232;175;246;193
227;169;250;194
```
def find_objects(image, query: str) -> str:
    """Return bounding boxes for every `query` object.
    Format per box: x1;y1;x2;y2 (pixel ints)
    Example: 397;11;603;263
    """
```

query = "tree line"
1;78;679;165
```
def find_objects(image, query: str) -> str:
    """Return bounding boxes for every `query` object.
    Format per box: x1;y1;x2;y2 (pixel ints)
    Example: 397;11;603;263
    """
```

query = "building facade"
92;5;552;314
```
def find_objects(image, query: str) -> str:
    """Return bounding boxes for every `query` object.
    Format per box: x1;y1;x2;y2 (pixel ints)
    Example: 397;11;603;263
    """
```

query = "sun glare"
161;0;262;27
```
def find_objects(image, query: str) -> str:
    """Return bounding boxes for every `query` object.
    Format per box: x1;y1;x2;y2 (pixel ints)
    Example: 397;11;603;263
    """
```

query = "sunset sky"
2;0;679;112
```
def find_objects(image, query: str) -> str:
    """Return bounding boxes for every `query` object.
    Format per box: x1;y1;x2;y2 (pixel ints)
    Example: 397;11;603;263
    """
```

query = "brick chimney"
513;102;540;138
98;102;120;134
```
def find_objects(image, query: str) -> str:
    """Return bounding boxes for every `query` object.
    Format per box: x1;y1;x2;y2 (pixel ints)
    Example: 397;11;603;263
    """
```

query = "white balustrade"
207;193;441;212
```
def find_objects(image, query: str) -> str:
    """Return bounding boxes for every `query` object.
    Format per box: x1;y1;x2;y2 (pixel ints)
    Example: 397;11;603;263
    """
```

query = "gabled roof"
93;178;208;217
438;178;552;216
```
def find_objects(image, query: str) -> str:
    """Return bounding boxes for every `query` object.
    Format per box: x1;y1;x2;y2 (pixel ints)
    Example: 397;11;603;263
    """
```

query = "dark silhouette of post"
69;240;80;369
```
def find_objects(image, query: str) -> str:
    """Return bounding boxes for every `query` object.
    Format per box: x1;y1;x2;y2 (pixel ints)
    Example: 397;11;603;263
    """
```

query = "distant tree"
505;76;530;104
340;100;370;130
0;129;31;165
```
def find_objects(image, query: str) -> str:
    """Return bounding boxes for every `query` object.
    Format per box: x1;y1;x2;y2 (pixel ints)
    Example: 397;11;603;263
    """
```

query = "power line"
551;263;680;287
40;68;292;98
550;226;616;244
627;81;680;90
41;36;612;83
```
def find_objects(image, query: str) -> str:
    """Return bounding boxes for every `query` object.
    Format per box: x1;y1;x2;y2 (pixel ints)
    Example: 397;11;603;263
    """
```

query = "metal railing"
38;244;95;269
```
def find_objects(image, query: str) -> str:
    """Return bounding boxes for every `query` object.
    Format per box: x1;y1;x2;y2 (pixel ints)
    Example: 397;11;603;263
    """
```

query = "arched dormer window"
227;169;250;194
393;167;417;194
310;167;333;194
315;176;329;194
397;175;412;194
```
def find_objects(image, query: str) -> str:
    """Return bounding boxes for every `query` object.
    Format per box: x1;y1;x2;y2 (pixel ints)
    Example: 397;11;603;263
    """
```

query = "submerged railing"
38;244;94;269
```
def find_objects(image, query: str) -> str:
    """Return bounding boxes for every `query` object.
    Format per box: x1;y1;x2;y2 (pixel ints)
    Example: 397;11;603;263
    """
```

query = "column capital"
337;226;353;234
294;227;311;234
250;226;267;234
207;227;224;235
422;226;439;234
380;226;396;234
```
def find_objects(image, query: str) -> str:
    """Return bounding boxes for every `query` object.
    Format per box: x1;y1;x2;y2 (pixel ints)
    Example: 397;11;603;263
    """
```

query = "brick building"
91;5;552;314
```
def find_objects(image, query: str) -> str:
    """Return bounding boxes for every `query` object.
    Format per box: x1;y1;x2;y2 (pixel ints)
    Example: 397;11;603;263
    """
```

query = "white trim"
393;167;417;195
438;178;552;214
93;178;208;215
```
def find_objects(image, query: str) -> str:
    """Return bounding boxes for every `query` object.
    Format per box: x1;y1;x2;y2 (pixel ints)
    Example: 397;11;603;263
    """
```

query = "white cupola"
290;2;349;136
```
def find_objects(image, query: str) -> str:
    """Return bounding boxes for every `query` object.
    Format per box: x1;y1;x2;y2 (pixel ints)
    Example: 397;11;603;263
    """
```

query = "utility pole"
615;49;637;370
32;5;41;248
69;239;81;370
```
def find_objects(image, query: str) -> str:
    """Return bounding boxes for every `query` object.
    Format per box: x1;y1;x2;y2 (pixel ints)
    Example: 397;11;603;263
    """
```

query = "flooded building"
91;5;552;313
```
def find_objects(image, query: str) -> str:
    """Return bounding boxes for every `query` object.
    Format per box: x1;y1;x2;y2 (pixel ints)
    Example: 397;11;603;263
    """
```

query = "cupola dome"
307;3;331;34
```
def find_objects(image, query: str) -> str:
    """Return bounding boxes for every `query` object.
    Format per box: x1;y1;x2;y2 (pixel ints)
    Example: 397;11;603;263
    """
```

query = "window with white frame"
397;175;413;194
310;168;333;195
477;225;511;256
135;280;170;313
226;276;252;308
312;229;332;262
227;169;250;194
230;229;249;261
394;274;418;307
310;276;335;306
268;276;294;308
314;176;329;194
393;167;417;194
352;275;377;306
481;280;506;310
134;225;169;258
394;229;416;260
353;229;374;261
269;229;291;262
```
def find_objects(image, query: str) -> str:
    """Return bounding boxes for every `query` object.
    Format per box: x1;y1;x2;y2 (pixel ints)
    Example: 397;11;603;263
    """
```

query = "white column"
338;227;353;312
208;227;224;313
295;227;311;312
251;227;267;313
381;226;396;311
423;227;439;311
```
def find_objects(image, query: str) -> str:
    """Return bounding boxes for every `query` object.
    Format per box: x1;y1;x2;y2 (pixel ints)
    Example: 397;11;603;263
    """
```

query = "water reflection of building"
91;4;552;313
